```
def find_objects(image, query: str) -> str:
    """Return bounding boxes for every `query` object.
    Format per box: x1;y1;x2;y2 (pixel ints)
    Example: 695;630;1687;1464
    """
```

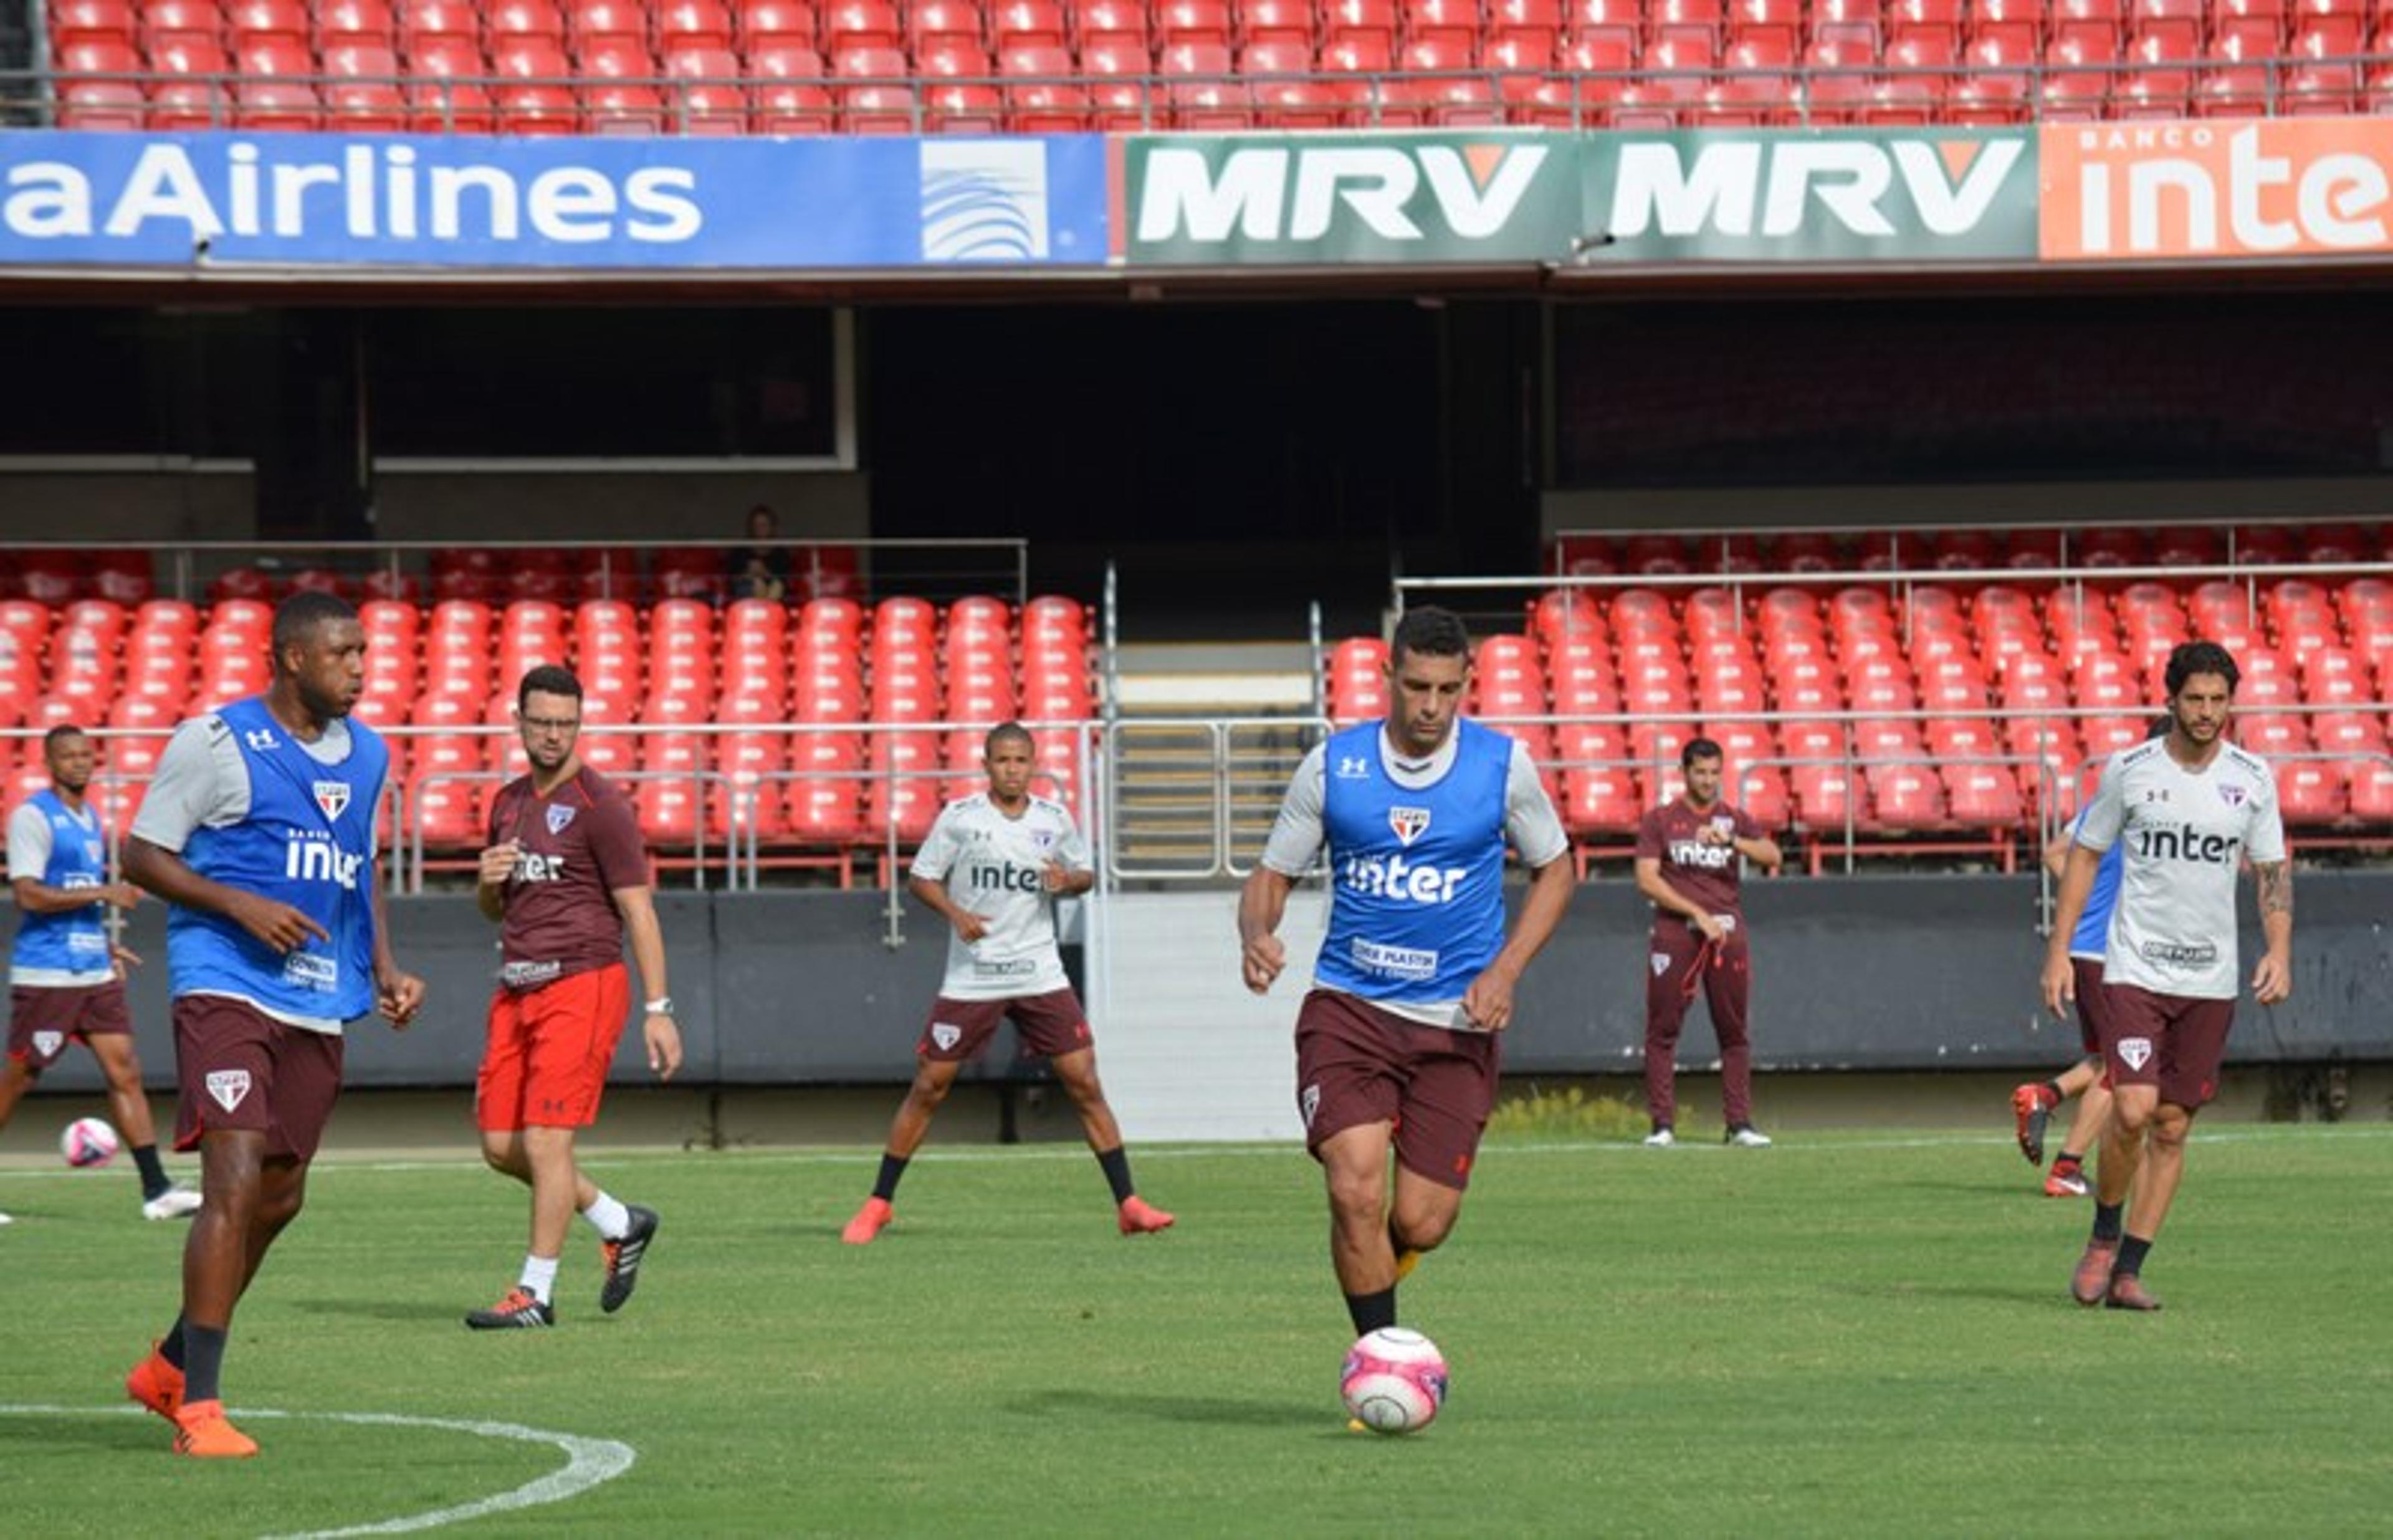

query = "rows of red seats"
0;544;861;607
1329;574;2393;839
1551;521;2389;579
45;0;2393;131
0;592;1096;849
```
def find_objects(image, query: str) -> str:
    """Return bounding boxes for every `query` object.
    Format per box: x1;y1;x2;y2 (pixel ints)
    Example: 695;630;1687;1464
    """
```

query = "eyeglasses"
521;716;581;733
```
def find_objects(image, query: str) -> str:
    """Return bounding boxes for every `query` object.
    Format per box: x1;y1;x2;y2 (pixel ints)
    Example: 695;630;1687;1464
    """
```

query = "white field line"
0;1404;634;1537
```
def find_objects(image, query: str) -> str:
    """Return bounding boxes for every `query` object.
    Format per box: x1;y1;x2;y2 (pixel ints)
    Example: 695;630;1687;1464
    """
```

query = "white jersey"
2074;738;2285;1001
910;792;1089;1001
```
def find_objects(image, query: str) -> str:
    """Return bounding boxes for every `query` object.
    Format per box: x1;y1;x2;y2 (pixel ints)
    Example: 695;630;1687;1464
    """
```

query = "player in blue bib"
1241;606;1575;1357
2;725;199;1222
2013;716;2169;1198
120;592;424;1460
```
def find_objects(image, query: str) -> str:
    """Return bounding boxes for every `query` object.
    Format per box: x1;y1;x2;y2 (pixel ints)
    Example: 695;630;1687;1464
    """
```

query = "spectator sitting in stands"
727;505;790;602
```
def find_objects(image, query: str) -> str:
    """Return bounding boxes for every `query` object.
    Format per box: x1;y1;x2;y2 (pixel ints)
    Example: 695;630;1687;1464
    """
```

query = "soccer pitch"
5;1127;2389;1538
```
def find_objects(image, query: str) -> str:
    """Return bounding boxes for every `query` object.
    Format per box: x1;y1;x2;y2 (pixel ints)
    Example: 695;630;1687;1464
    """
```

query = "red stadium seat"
991;0;1065;45
1077;0;1151;48
752;42;836;130
324;44;408;128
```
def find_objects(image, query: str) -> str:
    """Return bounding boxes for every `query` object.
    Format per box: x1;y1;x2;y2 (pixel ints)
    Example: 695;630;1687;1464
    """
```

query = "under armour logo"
2117;1037;2154;1072
1335;756;1370;780
206;1069;252;1111
244;728;277;751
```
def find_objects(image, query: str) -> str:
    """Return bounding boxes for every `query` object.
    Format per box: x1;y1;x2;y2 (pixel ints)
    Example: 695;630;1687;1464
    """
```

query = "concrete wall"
12;875;2390;1099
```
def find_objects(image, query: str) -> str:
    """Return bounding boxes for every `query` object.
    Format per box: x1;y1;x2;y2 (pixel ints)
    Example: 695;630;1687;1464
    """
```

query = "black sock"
1095;1146;1135;1205
2093;1202;2125;1242
182;1324;228;1404
1344;1287;1397;1336
2040;1080;2066;1104
131;1144;170;1201
2116;1234;2154;1277
160;1315;187;1369
871;1154;908;1204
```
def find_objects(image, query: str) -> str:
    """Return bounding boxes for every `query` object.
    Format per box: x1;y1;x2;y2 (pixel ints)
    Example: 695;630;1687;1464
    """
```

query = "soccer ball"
61;1116;120;1169
1340;1327;1448;1435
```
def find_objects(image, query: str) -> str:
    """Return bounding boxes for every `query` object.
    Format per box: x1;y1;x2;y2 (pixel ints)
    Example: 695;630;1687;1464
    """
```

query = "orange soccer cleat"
2106;1273;2164;1312
841;1196;894;1245
1117;1195;1175;1235
2071;1237;2121;1307
125;1343;185;1423
173;1399;259;1459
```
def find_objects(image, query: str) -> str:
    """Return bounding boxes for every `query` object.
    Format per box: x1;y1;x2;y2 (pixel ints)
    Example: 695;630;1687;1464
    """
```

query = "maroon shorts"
919;989;1092;1063
172;994;346;1162
2070;957;2110;1058
1293;988;1501;1192
2101;983;2235;1111
478;962;631;1132
7;981;131;1072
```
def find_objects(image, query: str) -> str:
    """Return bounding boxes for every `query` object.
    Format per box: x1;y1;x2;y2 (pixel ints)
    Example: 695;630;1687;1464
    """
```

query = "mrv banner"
0;131;1109;269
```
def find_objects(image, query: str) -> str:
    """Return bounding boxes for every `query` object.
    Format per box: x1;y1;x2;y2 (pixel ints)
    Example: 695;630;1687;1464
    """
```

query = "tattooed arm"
2251;859;2293;1005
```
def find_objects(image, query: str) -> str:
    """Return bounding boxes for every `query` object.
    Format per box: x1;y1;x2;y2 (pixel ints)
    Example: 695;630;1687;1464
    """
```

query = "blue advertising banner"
0;131;1110;269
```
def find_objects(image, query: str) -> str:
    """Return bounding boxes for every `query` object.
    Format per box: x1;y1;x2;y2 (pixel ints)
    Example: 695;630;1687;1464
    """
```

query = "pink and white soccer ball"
60;1116;120;1169
1340;1327;1448;1434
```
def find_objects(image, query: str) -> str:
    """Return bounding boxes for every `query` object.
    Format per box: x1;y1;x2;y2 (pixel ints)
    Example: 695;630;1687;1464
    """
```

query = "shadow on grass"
1848;1281;2066;1308
0;1412;158;1453
1010;1388;1322;1430
286;1298;467;1324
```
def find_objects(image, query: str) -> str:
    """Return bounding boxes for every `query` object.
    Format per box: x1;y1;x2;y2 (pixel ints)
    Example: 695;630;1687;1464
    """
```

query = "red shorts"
2101;983;2235;1111
478;962;631;1132
2070;957;2110;1058
919;989;1092;1063
8;980;131;1072
172;994;346;1162
1293;988;1501;1192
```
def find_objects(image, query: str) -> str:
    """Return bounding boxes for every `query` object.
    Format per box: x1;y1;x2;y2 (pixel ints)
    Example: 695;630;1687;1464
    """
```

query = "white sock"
580;1192;632;1242
518;1254;560;1305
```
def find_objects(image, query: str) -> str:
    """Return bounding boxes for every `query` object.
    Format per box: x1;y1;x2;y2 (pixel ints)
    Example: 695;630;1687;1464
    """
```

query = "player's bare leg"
1321;1121;1399;1306
0;1055;34;1127
2048;1074;2114;1197
88;1034;200;1219
1387;1164;1462;1283
843;1058;963;1243
150;1132;294;1455
2073;1083;2157;1305
1051;1047;1172;1234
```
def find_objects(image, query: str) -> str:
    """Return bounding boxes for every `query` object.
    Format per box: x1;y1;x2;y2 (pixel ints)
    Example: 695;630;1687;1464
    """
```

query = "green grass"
4;1126;2391;1538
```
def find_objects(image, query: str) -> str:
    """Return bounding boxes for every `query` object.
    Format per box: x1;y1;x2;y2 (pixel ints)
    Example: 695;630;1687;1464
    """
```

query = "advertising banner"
1578;127;2040;262
0;130;1111;269
2040;116;2393;262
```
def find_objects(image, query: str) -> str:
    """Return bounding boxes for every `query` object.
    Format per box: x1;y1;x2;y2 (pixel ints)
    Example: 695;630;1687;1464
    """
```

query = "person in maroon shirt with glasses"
464;664;684;1330
1633;738;1782;1149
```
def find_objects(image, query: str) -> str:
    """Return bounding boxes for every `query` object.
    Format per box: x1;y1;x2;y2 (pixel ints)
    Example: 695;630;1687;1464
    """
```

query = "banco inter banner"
2040;117;2393;262
1117;128;2038;265
0;131;1109;269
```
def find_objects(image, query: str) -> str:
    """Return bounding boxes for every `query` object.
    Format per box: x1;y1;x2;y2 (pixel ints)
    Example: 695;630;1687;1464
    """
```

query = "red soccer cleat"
2044;1165;2090;1198
2012;1083;2058;1166
2071;1237;2121;1307
173;1399;259;1459
841;1196;894;1246
2106;1273;2164;1311
125;1343;185;1423
1117;1195;1175;1235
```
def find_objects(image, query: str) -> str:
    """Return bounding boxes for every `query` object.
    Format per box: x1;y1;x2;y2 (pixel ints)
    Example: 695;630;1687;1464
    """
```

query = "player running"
2014;716;2170;1197
841;723;1172;1245
1633;736;1783;1149
466;665;681;1329
2042;642;2290;1311
2;725;199;1222
1239;606;1574;1346
119;592;424;1458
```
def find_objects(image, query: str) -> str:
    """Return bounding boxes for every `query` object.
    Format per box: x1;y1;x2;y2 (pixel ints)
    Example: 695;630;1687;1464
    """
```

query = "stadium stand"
34;0;2393;130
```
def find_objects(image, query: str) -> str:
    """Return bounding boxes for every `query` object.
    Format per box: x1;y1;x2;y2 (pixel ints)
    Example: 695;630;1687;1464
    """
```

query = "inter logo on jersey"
1388;806;1431;845
313;781;351;822
547;804;577;835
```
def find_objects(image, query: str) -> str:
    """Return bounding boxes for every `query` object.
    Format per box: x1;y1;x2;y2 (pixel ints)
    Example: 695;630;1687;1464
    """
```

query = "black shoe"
599;1205;659;1314
466;1287;555;1330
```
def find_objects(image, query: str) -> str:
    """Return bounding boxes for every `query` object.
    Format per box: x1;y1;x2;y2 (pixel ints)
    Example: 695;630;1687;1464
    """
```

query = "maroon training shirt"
487;766;650;990
1634;797;1763;919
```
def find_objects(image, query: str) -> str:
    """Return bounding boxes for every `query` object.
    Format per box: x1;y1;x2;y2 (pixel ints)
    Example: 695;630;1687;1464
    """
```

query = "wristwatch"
645;997;674;1015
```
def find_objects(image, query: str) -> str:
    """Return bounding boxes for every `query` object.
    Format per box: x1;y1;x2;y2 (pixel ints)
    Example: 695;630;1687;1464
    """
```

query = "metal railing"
12;57;2393;136
1101;713;1327;880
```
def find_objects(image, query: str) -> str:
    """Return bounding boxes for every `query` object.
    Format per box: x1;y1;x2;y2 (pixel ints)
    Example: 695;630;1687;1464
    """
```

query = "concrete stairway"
1107;640;1321;880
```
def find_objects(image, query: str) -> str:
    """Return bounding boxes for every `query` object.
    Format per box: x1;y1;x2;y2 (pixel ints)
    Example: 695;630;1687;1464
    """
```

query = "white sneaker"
1725;1126;1774;1149
1643;1128;1676;1148
141;1187;203;1221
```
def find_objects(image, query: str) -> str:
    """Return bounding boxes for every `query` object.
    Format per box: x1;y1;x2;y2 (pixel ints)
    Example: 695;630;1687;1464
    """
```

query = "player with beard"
120;592;424;1457
1;725;200;1222
466;665;681;1329
1633;737;1783;1149
2043;642;2291;1311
